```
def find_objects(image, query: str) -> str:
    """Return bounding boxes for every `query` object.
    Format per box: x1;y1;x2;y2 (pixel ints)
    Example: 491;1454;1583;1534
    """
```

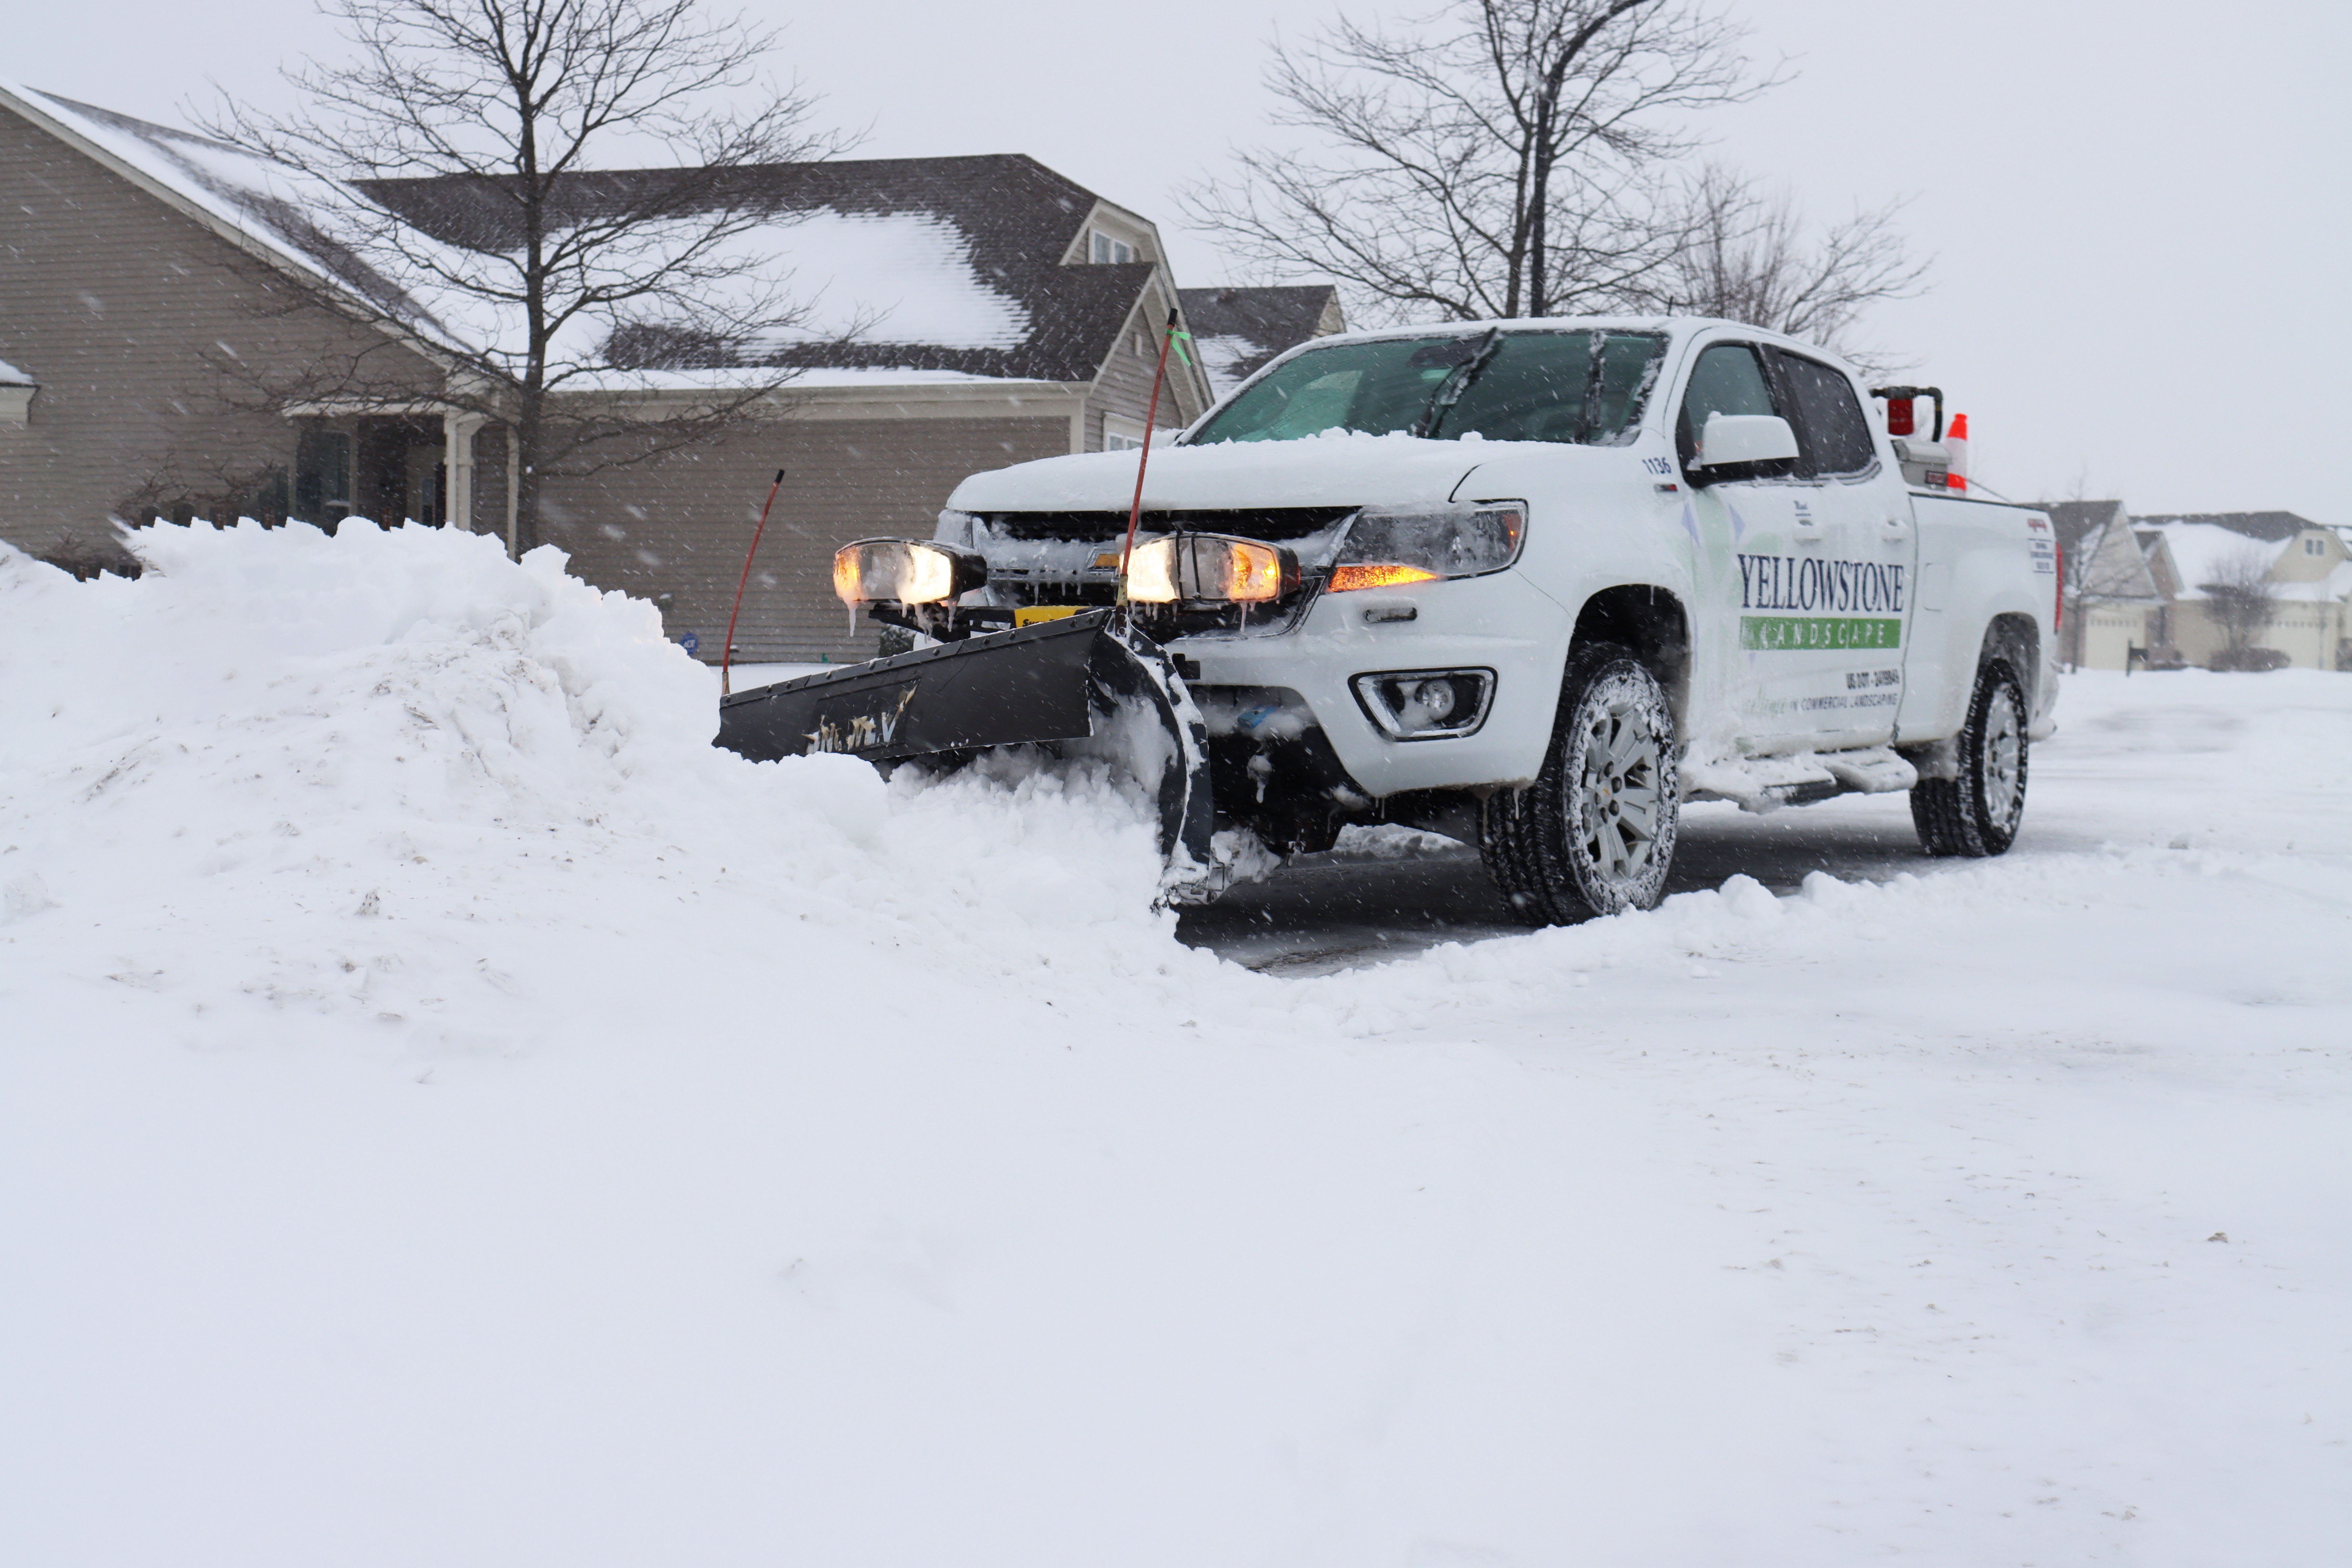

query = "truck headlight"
832;538;988;606
1328;502;1525;592
1127;534;1300;605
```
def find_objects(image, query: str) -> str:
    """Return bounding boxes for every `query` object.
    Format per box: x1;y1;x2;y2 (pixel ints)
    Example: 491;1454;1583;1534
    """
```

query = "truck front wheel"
1482;642;1680;925
1910;659;2029;857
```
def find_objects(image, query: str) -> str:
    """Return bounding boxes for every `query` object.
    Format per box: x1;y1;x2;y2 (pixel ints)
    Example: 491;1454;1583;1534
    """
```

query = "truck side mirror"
1694;413;1799;470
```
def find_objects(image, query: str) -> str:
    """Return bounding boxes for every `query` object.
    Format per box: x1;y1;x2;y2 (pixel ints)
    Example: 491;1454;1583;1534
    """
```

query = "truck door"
1765;349;1914;746
1675;340;1839;753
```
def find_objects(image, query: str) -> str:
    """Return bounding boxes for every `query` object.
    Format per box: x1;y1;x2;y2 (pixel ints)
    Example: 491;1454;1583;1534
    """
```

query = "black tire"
1481;642;1680;926
1911;659;2029;857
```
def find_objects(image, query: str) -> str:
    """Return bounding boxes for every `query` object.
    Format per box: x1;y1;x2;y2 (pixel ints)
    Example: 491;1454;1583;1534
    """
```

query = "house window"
2306;536;2326;556
294;427;352;526
1102;416;1149;451
1089;229;1135;265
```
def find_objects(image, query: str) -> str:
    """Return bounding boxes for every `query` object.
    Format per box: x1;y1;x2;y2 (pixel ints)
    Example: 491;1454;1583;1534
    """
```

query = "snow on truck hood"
948;431;1500;514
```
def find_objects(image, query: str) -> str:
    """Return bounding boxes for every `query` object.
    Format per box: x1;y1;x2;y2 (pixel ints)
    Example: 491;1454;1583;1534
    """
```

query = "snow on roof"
0;356;32;386
747;209;1028;352
2131;510;2320;543
9;88;1179;396
366;155;1183;387
2135;520;2289;600
562;365;1045;394
3;84;460;352
1178;286;1342;397
1192;335;1261;397
2034;499;2129;558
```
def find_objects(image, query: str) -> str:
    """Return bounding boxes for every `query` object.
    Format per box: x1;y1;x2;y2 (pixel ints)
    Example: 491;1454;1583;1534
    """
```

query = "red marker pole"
1115;308;1188;612
720;468;786;697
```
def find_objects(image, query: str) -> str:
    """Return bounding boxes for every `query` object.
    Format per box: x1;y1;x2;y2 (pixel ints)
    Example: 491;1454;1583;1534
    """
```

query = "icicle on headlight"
832;539;988;607
1126;534;1300;605
1328;503;1526;592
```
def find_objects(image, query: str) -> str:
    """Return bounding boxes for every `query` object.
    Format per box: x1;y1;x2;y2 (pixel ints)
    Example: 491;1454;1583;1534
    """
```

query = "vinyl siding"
537;412;1071;663
0;104;443;554
1084;286;1210;450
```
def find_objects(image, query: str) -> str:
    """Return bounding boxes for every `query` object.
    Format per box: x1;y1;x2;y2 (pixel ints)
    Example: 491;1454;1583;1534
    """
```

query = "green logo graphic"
1741;616;1902;651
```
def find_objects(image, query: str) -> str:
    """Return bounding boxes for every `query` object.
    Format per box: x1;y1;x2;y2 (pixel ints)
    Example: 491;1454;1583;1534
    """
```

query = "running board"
1683;746;1920;813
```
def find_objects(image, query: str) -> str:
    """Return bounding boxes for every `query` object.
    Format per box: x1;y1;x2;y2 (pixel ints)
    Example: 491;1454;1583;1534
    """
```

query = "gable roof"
363;156;1198;388
2129;510;2320;543
2072;510;2164;603
2136;520;2307;601
7;85;1201;399
2033;499;2128;561
1177;285;1344;396
3;84;458;349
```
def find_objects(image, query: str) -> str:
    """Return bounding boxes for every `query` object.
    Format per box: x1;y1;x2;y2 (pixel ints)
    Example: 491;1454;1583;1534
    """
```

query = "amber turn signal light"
1328;562;1441;593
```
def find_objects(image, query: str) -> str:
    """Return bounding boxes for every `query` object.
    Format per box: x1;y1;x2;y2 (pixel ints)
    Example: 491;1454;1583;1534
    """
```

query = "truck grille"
979;506;1359;542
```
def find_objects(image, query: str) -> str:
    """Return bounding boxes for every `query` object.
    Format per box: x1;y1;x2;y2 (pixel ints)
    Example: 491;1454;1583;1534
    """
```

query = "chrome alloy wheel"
1570;685;1667;900
1979;682;2025;835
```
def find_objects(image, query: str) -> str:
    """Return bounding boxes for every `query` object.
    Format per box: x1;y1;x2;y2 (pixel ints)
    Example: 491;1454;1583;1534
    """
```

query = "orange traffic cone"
1944;413;1969;491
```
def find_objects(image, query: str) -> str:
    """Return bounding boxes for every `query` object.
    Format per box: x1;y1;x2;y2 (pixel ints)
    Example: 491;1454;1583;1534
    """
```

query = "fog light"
1352;669;1495;739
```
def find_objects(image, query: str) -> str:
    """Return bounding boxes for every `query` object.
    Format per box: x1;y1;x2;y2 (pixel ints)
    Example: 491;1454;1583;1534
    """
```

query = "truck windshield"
1188;329;1666;447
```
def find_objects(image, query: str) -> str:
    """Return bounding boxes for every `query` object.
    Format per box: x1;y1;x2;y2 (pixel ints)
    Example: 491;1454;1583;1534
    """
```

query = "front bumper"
1172;569;1571;802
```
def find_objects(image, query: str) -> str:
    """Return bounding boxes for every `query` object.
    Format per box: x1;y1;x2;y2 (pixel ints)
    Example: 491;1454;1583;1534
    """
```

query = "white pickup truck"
898;316;2059;923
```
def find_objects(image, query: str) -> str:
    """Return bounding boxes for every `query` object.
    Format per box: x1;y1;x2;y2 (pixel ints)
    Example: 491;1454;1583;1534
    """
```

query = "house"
2132;514;2352;671
2046;500;2166;668
0;83;1340;661
1177;285;1346;398
2044;500;2350;671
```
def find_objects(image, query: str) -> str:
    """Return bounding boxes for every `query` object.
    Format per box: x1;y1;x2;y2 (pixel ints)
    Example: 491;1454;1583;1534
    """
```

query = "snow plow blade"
714;610;1221;898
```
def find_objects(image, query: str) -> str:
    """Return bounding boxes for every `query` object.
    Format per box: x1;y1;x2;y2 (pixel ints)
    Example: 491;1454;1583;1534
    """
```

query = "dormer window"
1088;229;1135;265
2306;535;2326;557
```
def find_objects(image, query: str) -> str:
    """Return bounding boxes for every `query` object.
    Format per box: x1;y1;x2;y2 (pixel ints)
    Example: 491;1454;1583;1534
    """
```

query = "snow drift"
0;521;1230;1055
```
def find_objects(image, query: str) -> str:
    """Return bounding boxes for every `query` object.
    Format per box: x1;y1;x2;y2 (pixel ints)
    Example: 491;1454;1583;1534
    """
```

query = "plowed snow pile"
3;524;2346;1567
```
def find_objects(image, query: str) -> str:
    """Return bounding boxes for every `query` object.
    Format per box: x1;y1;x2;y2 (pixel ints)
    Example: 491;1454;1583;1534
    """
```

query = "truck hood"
947;432;1492;514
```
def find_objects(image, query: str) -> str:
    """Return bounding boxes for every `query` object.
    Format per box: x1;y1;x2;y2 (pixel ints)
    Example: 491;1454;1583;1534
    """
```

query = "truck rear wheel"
1910;659;2028;857
1482;642;1680;925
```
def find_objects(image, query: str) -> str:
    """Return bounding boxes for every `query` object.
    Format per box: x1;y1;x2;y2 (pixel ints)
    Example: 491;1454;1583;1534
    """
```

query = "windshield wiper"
1410;327;1503;439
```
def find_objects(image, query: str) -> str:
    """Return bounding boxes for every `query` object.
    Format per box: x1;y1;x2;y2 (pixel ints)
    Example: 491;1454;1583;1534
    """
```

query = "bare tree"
206;0;855;551
1182;0;1766;325
1633;163;1928;370
2199;545;2283;668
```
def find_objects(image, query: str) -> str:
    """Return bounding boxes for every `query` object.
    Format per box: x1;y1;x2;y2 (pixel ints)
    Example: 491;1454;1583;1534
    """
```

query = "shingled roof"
7;86;441;335
361;156;1173;384
7;85;1187;392
2033;499;2129;562
1176;285;1345;396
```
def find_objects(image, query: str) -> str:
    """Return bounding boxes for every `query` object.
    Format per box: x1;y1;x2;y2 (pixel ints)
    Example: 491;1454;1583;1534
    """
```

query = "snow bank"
0;521;1223;1054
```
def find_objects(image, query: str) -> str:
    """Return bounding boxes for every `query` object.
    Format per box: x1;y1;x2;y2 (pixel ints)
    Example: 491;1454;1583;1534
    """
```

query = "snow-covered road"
3;526;2345;1567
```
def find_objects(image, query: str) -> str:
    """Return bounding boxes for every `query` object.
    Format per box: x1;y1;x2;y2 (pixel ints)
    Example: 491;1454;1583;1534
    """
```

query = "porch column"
442;412;487;533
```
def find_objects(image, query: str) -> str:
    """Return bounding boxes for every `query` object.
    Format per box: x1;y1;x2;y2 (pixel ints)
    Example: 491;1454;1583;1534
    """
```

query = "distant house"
2044;501;2350;671
0;84;1336;662
2133;514;2351;671
1177;286;1346;398
2047;500;2166;668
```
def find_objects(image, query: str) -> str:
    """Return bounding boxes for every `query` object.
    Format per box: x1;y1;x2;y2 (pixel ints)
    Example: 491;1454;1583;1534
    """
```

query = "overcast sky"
14;0;2347;518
